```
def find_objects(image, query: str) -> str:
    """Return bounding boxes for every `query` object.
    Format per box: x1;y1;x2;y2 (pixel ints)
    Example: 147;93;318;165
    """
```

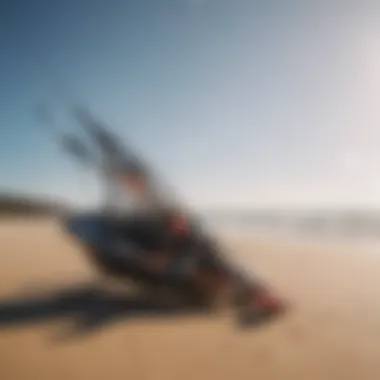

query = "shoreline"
211;224;380;257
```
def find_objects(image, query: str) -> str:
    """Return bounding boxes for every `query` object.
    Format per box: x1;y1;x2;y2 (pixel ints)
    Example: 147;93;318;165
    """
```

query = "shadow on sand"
0;282;217;340
0;281;281;341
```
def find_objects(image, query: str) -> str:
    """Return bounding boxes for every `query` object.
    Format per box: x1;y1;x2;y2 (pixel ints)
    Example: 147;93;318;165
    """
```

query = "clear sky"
1;0;380;210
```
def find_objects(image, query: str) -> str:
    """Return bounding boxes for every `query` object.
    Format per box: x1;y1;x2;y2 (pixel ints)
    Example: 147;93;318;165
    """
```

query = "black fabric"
112;215;222;274
115;216;171;252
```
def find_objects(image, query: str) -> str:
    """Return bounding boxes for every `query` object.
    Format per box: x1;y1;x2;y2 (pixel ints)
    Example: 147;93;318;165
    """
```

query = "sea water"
199;210;380;254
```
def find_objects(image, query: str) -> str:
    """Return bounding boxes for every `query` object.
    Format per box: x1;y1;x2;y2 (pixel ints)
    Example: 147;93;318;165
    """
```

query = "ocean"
199;210;380;251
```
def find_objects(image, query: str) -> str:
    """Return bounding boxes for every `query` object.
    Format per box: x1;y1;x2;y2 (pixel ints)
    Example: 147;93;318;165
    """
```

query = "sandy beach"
1;219;380;380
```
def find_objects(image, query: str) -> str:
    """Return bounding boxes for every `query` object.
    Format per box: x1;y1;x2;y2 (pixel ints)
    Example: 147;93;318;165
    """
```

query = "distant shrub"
0;194;64;217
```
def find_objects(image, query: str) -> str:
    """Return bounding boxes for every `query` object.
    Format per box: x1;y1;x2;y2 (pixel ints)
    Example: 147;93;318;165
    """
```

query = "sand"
1;219;380;380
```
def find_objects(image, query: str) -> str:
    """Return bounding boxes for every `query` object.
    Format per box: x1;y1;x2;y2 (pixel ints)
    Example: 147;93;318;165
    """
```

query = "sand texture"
1;219;380;380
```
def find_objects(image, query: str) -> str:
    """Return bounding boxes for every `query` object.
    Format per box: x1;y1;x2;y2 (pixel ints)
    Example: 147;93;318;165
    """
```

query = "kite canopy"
39;103;185;216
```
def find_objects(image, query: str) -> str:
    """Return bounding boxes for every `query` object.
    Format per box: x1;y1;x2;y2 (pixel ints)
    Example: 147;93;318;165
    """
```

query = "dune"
0;219;380;380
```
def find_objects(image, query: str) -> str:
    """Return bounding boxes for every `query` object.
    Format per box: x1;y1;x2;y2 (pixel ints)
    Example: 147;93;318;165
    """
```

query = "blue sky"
1;1;380;209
